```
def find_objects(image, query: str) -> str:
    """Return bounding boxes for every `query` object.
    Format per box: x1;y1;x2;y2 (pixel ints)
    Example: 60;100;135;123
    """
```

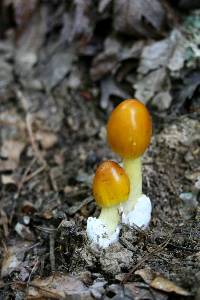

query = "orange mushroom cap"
93;161;130;208
107;99;152;159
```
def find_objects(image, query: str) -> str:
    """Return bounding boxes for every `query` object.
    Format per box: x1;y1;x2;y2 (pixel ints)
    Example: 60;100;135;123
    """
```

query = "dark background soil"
0;1;200;299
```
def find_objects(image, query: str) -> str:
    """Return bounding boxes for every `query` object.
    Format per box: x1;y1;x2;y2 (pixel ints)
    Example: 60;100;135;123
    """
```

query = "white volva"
87;217;120;248
122;194;152;228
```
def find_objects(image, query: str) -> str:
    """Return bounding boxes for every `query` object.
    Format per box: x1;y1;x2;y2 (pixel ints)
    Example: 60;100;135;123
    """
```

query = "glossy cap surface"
93;161;130;208
107;99;152;159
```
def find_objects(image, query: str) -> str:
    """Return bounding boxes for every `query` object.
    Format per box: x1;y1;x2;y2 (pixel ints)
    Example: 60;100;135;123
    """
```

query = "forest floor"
0;1;200;299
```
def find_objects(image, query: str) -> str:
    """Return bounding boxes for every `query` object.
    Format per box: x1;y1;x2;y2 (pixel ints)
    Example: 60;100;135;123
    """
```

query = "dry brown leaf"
134;269;191;297
135;268;154;284
1;174;16;185
1;241;31;278
1;140;25;164
125;282;168;300
0;139;25;171
35;131;58;150
0;160;18;172
25;273;93;300
15;3;46;74
150;275;191;296
15;223;35;241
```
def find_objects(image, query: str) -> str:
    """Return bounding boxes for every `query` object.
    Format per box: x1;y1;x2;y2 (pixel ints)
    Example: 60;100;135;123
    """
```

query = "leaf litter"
0;1;200;299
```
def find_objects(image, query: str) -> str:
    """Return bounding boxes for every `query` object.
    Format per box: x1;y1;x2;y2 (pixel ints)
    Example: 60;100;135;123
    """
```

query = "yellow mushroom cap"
92;160;130;208
107;99;152;159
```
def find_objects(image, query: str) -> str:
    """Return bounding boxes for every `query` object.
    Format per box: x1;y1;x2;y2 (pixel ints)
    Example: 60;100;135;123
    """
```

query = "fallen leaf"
0;159;18;172
90;37;121;81
134;68;171;106
15;223;35;241
38;51;76;91
15;4;46;75
133;269;191;297
1;174;16;185
151;91;172;111
98;0;112;13
70;0;93;42
1;140;25;164
24;273;93;299
150;275;191;296
126;282;168;300
35;131;58;150
100;77;130;109
135;268;154;284
113;0;167;38
138;30;186;75
1;241;31;278
134;29;190;109
0;210;9;237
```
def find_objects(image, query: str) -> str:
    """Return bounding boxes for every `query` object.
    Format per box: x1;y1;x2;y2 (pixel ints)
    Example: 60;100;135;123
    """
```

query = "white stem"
98;206;120;235
122;157;142;214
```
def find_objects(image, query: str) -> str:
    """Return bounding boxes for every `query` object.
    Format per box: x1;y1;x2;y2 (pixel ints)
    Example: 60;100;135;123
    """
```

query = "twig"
49;226;56;272
27;259;40;287
22;165;46;183
49;169;58;192
122;232;173;284
0;210;9;237
16;158;36;196
34;226;56;233
26;113;46;167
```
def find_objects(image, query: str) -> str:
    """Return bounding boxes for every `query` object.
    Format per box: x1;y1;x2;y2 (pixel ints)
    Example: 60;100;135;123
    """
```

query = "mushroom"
107;99;152;227
87;160;130;248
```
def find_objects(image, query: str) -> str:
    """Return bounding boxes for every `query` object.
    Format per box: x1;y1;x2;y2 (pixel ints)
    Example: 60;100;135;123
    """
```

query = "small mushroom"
107;99;152;227
87;160;130;248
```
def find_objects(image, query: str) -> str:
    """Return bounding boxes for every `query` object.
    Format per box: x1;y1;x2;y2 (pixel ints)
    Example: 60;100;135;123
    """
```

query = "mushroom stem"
99;205;120;234
122;157;142;214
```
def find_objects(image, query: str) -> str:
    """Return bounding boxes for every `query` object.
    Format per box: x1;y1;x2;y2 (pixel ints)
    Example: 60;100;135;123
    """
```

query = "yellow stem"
122;157;142;214
99;205;120;235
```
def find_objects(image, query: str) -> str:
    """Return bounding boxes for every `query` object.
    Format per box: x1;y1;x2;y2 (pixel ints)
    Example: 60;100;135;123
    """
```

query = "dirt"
0;1;200;300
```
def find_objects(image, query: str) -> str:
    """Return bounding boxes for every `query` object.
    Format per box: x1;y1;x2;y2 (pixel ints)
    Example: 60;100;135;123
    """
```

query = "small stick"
0;210;9;237
22;165;46;183
27;258;40;287
49;169;58;192
16;158;36;196
26;114;46;167
49;226;55;272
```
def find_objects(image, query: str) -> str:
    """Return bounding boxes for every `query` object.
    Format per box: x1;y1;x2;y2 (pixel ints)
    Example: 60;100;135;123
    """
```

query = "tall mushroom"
87;160;130;248
107;99;152;226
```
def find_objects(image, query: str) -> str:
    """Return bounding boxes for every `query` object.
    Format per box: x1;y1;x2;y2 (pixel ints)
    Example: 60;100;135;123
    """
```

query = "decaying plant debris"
0;1;200;299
